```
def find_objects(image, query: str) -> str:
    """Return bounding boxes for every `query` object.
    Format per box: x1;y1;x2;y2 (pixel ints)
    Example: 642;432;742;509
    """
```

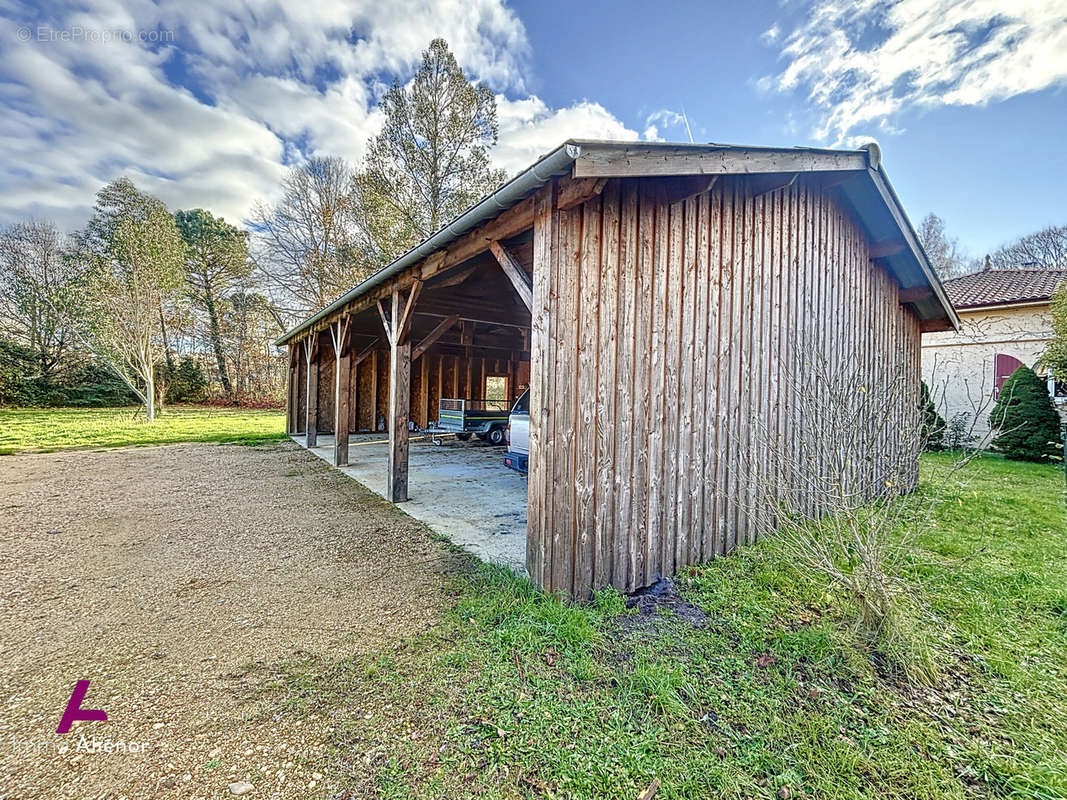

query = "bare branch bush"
731;345;990;680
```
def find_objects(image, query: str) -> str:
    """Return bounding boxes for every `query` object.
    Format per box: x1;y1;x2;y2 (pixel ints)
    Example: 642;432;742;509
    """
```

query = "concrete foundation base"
292;433;528;574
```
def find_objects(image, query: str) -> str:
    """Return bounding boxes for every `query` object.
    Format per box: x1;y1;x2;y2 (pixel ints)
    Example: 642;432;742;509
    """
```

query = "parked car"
436;398;509;445
504;389;529;474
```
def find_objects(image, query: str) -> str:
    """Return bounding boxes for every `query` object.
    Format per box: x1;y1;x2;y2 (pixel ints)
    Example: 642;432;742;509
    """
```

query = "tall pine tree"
365;39;507;243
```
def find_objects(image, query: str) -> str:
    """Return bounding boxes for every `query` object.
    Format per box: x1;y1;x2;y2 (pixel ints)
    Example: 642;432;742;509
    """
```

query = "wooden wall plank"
527;182;558;590
612;181;639;590
662;198;684;576
574;195;602;598
532;173;925;599
645;184;668;586
550;205;581;595
630;182;655;591
593;182;620;591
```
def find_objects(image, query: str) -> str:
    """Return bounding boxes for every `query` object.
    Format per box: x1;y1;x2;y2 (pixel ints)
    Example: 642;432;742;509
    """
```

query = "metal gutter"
275;142;582;346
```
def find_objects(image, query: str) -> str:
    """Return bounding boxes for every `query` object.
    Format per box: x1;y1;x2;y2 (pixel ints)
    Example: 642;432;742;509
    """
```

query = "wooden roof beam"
573;146;868;178
749;173;797;199
869;238;908;259
488;240;533;311
412;314;460;361
413;309;529;330
557;176;608;210
898;286;934;304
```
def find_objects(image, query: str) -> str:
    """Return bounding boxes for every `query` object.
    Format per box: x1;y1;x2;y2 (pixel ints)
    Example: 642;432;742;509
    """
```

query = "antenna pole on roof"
681;106;695;144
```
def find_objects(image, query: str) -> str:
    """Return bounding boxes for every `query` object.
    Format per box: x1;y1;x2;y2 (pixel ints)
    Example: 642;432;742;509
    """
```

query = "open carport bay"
296;433;528;573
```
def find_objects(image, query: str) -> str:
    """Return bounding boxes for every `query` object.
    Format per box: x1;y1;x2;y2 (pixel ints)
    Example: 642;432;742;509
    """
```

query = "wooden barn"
276;140;959;599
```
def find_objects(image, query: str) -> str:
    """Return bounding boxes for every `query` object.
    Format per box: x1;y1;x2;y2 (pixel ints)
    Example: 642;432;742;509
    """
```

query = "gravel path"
0;441;468;799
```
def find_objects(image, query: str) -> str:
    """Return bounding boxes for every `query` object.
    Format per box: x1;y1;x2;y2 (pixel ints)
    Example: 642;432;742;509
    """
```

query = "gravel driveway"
0;441;468;799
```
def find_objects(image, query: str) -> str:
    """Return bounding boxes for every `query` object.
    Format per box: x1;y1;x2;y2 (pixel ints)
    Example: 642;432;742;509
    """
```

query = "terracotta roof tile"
943;268;1067;309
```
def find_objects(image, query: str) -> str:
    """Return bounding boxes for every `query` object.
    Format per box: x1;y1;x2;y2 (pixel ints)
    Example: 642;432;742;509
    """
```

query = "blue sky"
2;0;1065;259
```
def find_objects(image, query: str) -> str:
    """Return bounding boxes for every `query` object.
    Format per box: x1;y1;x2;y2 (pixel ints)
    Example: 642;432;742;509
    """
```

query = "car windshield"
511;389;530;414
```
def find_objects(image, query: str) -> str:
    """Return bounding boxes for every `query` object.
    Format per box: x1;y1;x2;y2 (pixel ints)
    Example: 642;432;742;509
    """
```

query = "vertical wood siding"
311;347;527;436
528;175;923;598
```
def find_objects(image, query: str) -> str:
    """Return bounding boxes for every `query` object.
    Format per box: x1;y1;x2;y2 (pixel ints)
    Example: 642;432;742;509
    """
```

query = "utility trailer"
433;398;510;445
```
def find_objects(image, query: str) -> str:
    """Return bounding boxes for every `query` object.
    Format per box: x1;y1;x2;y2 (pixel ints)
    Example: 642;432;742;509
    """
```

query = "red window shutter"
993;353;1024;397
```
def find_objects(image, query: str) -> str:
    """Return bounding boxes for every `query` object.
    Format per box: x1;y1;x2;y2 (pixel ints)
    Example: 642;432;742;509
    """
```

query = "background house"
922;267;1067;443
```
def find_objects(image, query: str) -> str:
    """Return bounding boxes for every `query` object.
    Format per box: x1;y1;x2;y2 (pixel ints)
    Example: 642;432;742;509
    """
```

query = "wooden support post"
303;336;319;447
330;316;352;466
380;281;419;502
389;338;411;500
307;359;319;447
286;344;298;434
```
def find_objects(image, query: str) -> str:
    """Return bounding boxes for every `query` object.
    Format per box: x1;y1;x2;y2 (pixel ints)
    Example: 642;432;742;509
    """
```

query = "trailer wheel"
455;432;472;441
486;426;506;446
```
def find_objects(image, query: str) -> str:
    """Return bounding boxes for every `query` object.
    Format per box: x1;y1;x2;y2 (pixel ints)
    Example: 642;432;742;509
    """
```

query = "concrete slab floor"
292;433;528;574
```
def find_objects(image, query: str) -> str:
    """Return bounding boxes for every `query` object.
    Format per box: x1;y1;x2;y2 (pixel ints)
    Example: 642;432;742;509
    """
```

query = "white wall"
921;303;1065;443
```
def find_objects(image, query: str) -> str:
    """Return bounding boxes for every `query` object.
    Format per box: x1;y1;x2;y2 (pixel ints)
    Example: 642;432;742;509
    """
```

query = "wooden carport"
277;140;959;599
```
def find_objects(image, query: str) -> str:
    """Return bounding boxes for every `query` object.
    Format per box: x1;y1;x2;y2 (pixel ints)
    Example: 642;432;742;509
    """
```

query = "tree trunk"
204;282;232;398
158;299;174;370
145;372;156;422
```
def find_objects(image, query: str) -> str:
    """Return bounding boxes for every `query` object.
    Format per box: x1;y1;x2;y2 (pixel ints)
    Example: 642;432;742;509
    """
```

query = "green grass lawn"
0;405;287;454
262;454;1067;799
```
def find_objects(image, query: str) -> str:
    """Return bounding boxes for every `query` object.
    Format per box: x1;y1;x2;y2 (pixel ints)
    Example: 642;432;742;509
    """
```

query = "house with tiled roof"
922;266;1067;442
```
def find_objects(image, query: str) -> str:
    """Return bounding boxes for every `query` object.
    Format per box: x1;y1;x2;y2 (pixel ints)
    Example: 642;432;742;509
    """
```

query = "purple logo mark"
56;681;107;734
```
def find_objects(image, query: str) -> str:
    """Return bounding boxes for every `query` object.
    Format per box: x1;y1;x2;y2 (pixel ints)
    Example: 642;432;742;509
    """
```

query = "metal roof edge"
275;141;582;346
866;163;962;332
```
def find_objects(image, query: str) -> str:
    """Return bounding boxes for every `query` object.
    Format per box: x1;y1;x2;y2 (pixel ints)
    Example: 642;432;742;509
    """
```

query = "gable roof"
277;139;959;345
943;268;1067;310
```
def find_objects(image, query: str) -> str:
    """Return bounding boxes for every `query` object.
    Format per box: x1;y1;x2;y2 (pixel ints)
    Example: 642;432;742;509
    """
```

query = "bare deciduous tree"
72;178;186;421
988;223;1067;270
917;213;969;279
0;220;78;381
251;156;378;320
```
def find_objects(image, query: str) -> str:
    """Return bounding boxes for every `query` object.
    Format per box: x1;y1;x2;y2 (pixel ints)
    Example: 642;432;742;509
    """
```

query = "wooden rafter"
352;337;380;366
488;241;533;311
281;198;535;345
412;314;460;361
869;238;908;259
557;176;609;210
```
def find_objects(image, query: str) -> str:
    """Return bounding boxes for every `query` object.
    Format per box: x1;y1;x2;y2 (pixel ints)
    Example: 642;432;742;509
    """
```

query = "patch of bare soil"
0;441;470;799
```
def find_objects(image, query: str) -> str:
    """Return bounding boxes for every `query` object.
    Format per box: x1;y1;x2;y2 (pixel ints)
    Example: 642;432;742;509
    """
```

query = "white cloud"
763;0;1067;144
0;0;639;229
642;109;687;142
494;96;639;175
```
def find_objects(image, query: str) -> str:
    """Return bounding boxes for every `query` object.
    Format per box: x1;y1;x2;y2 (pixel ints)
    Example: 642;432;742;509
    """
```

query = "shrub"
989;365;1063;462
919;380;945;451
0;340;44;406
0;339;136;407
160;357;208;403
57;363;138;407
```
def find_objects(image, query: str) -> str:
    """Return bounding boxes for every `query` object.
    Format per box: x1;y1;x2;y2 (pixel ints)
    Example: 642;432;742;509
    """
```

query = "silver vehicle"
503;389;529;474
